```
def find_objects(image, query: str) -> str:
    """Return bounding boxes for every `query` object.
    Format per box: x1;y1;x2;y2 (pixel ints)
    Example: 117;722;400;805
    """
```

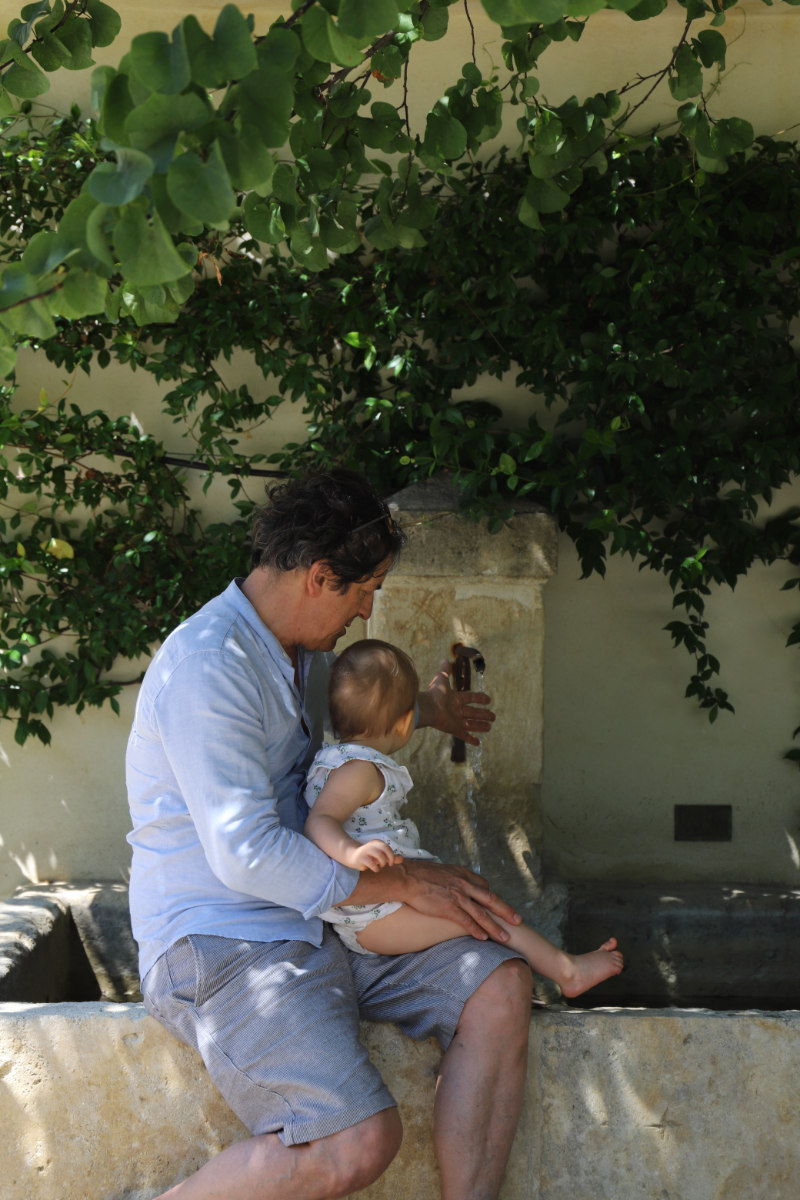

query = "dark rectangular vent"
674;804;732;842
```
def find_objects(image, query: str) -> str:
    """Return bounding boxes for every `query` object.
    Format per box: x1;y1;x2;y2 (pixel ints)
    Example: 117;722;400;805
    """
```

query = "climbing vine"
0;0;785;379
4;106;800;744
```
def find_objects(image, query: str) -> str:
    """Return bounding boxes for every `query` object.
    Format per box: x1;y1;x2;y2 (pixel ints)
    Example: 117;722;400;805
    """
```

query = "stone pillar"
369;479;564;938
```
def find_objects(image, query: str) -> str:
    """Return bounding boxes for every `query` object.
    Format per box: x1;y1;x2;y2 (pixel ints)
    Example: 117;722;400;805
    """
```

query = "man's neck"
240;569;303;666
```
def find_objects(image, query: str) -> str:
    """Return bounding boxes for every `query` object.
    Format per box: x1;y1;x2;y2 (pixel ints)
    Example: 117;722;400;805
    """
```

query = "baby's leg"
356;905;466;955
496;917;623;999
356;908;623;999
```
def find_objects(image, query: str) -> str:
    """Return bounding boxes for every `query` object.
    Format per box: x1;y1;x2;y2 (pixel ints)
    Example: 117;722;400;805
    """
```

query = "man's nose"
358;593;375;619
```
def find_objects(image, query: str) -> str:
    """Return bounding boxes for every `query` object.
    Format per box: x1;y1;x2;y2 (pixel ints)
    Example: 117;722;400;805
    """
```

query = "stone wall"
3;1001;799;1200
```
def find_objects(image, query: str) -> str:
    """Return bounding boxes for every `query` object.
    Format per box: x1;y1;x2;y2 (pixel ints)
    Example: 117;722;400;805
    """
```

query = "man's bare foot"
558;938;624;999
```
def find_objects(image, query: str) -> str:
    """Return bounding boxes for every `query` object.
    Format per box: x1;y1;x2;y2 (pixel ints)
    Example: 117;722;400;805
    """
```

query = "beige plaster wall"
3;2;800;896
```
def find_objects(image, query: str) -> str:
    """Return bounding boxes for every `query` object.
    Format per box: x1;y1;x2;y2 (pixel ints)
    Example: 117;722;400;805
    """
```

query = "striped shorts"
142;925;521;1146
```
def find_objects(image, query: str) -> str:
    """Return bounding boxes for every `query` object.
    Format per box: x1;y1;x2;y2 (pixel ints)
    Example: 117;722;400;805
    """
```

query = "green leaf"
707;117;754;156
149;172;182;232
338;0;399;40
51;269;108;318
239;63;294;147
518;194;543;230
30;31;71;71
256;26;302;75
421;6;449;38
58;190;100;251
692;28;726;68
130;25;191;95
112;206;193;285
3;56;49;99
182;5;257;87
625;0;667;19
423;110;468;160
0;272;56;340
483;0;566;21
319;215;360;253
217;124;275;192
272;163;302;206
119;281;179;325
564;0;605;12
166;271;195;305
57;12;95;69
21;230;73;276
525;174;569;212
125;90;211;171
242;193;285;244
85;202;115;267
0;344;16;376
100;70;133;142
88;147;154;205
499;452;517;475
302;4;364;68
668;45;703;101
362;213;398;250
166;141;236;227
91;64;115;111
85;0;121;48
400;183;437;229
695;151;727;175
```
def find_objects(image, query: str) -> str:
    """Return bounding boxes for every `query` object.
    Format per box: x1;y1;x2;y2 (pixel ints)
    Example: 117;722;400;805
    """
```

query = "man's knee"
322;1107;403;1196
463;958;533;1033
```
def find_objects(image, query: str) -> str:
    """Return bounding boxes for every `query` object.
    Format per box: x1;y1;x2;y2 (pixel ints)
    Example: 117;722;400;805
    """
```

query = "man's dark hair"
250;469;405;589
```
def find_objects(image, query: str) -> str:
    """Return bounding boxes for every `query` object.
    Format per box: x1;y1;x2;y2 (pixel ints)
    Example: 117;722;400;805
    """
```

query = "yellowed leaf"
16;542;25;557
40;537;74;560
38;388;48;409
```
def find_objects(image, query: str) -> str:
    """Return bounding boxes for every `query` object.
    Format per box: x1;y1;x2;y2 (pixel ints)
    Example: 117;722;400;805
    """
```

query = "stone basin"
2;882;800;1200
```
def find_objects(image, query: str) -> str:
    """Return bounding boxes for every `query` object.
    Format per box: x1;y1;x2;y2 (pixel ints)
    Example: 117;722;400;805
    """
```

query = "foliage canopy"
2;1;800;748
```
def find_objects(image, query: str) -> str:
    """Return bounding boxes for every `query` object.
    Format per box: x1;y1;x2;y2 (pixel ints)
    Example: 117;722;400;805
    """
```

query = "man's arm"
416;660;495;748
344;859;522;942
153;651;360;919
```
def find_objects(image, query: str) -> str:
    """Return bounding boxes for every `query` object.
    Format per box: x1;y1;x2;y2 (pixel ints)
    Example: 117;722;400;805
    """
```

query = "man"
127;468;533;1200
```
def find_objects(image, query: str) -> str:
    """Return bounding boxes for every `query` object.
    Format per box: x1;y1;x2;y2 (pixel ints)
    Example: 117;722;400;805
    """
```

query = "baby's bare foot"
558;938;624;999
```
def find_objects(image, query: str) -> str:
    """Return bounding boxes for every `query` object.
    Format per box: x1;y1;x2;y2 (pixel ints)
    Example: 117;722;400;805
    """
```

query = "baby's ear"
397;708;416;739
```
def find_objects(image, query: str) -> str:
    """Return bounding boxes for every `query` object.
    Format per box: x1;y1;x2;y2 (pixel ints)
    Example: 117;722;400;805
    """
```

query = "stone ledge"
3;1001;800;1200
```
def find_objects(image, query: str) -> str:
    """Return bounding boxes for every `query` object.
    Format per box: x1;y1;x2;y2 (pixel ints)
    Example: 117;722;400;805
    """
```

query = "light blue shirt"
126;579;360;982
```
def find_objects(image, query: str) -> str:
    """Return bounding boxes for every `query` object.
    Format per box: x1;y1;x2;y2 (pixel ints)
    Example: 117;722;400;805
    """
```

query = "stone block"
4;1002;800;1200
370;480;558;921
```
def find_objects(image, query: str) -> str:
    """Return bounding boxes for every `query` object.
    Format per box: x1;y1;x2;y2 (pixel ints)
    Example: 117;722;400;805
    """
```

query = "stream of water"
463;668;485;873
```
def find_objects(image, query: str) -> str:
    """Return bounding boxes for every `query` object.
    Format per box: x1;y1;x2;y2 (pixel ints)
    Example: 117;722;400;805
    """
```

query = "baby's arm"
305;759;403;873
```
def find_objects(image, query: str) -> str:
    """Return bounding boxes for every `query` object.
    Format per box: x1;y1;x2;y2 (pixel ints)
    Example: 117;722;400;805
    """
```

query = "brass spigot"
451;643;485;763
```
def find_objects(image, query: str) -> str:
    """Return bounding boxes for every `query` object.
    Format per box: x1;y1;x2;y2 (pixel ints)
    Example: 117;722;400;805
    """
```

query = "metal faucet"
451;643;485;763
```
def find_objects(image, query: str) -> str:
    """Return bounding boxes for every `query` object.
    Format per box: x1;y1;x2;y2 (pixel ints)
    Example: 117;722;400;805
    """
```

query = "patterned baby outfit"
305;742;439;955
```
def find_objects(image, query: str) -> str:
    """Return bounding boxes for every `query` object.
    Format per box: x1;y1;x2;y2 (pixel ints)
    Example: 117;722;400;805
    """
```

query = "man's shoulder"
144;583;259;694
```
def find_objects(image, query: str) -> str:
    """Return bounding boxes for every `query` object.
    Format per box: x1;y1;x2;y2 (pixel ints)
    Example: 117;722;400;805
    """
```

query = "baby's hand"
350;840;404;872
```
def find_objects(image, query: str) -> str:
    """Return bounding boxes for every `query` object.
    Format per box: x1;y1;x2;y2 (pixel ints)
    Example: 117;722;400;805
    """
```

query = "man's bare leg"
153;1108;402;1200
433;959;533;1200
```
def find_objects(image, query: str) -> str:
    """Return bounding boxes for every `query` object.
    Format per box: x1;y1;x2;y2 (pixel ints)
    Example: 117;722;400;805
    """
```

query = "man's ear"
306;560;331;597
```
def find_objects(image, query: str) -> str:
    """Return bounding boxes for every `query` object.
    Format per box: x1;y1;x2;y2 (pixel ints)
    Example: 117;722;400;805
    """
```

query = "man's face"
312;558;392;651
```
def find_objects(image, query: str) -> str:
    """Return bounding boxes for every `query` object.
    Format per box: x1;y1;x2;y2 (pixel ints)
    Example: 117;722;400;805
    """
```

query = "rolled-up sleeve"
153;650;359;918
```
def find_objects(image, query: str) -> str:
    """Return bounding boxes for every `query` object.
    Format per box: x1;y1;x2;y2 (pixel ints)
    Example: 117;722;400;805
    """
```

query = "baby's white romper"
304;742;439;955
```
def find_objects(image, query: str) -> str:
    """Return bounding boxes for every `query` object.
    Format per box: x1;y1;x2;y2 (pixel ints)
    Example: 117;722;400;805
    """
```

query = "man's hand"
350;840;404;873
416;660;495;747
345;859;521;943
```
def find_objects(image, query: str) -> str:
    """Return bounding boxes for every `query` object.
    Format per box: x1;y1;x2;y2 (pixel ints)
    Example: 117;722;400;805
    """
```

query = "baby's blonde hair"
329;639;419;741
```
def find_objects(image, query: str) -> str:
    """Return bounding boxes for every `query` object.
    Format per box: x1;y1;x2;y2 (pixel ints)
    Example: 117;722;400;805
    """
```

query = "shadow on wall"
0;693;139;899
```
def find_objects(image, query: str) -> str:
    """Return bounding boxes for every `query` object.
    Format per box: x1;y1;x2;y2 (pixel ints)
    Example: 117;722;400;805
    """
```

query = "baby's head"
329;639;418;748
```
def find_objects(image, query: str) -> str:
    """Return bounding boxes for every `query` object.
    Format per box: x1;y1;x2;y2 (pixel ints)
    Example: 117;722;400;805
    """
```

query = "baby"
304;638;623;999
